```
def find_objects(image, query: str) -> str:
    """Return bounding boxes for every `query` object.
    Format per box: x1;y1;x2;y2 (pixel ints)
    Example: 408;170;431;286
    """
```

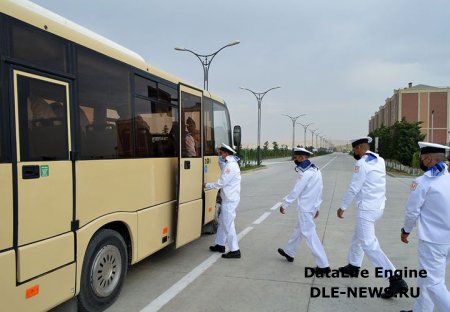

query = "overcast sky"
30;0;450;147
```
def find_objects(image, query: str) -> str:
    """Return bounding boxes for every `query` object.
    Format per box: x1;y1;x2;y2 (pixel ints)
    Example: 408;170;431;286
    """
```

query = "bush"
369;118;425;166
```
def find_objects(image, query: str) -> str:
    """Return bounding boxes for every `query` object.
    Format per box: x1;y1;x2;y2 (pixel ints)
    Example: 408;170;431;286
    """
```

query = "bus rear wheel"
78;229;128;312
202;202;221;234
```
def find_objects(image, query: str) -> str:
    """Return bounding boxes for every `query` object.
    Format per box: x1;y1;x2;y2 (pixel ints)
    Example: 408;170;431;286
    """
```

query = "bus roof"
0;0;225;104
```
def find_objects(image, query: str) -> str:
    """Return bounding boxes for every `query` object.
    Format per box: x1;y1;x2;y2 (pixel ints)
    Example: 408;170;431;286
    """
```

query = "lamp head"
227;40;240;47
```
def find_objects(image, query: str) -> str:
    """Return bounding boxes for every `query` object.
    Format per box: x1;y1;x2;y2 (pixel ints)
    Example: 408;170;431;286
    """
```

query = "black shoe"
338;264;360;277
381;276;408;299
222;250;241;259
277;248;294;262
315;266;331;277
399;310;412;312
209;244;225;253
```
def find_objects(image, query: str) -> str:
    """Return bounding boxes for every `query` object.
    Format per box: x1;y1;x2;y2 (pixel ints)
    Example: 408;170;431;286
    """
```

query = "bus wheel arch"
78;228;128;312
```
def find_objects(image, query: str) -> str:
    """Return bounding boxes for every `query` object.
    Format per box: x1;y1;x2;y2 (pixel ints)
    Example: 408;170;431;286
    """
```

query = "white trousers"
283;211;329;268
413;240;450;312
348;209;396;276
215;200;239;252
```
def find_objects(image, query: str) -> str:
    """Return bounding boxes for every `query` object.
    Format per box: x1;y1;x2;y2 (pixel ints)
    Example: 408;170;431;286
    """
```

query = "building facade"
369;83;450;145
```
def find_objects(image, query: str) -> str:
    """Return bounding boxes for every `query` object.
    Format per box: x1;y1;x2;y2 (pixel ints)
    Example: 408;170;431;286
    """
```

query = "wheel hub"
90;245;122;297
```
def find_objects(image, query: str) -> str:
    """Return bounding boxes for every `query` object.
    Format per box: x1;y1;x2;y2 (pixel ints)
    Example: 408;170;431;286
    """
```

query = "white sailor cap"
293;147;313;156
418;141;450;154
219;143;236;155
350;136;373;148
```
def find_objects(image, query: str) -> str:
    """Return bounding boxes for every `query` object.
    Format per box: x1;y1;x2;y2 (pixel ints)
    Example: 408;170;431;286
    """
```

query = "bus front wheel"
78;229;128;312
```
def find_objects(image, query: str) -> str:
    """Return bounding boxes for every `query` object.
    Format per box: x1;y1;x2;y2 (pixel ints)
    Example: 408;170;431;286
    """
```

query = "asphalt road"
99;153;447;312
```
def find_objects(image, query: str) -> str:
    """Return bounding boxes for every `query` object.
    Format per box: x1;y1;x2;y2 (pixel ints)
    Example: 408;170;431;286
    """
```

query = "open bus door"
175;85;203;248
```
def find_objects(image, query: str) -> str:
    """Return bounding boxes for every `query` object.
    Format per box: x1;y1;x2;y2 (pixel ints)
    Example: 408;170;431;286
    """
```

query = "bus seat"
136;127;152;157
116;119;132;158
84;123;117;159
29;118;67;160
78;108;90;154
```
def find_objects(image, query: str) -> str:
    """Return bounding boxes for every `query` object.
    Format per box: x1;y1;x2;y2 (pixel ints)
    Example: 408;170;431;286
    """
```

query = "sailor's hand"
337;208;345;219
280;206;286;214
401;232;409;244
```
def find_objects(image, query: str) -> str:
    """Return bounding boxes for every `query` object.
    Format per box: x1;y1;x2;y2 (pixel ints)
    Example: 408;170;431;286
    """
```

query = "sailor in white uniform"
205;143;242;259
277;147;330;275
400;142;450;312
337;137;407;298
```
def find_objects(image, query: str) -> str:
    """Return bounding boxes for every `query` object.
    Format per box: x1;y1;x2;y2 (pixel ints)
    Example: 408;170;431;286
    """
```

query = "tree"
391;119;425;166
369;119;425;166
272;141;279;151
262;141;269;159
369;125;393;160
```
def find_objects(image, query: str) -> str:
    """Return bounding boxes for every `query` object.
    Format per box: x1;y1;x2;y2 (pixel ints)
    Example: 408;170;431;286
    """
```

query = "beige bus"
0;1;240;311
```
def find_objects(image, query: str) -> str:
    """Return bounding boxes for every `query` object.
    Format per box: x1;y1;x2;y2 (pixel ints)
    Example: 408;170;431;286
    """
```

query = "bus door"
13;70;74;282
176;85;203;248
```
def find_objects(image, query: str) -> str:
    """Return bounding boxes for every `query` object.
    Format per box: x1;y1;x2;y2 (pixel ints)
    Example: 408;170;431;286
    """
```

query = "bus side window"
18;76;68;161
77;47;130;160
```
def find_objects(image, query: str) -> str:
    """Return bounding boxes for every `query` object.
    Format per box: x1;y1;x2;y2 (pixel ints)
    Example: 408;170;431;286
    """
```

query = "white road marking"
140;226;254;312
253;212;272;225
237;226;254;240
140;253;222;312
320;155;338;170
270;202;282;210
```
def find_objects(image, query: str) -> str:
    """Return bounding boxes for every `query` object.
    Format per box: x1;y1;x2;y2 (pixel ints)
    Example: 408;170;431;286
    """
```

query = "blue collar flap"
365;152;377;162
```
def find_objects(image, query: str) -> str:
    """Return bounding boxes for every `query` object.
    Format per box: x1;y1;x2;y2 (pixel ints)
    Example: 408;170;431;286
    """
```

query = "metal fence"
385;160;421;175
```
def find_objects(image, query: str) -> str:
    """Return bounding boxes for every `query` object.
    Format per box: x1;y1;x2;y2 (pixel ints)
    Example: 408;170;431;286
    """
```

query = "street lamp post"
320;135;326;149
315;132;321;149
175;40;240;90
241;86;281;165
298;122;314;148
310;128;319;148
283;114;306;152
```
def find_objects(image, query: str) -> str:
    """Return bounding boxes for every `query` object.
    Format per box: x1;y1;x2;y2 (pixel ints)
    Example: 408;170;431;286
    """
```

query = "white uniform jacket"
341;152;386;211
206;155;241;203
282;163;323;213
403;163;450;244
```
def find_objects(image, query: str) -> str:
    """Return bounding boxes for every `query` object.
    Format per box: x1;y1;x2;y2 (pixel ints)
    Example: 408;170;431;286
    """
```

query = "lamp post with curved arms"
315;132;321;149
323;136;328;149
310;128;319;148
175;40;240;90
298;122;313;148
324;138;329;150
240;86;281;165
283;114;306;152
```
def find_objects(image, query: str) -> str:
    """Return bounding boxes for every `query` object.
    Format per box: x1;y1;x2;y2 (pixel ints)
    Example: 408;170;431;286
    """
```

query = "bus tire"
202;202;221;234
202;219;218;234
78;229;128;312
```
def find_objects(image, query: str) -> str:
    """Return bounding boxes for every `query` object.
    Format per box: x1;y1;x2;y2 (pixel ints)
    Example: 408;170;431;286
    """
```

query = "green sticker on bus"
40;165;49;177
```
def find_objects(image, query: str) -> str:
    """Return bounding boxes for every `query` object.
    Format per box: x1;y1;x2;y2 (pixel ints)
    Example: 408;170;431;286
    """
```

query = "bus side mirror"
233;125;241;148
